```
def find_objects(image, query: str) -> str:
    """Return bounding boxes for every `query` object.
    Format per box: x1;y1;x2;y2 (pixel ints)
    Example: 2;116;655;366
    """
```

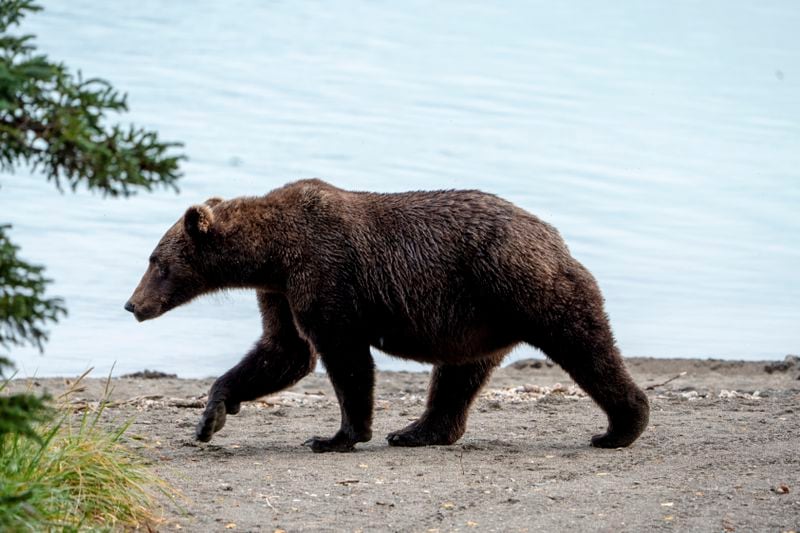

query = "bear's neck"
212;198;296;293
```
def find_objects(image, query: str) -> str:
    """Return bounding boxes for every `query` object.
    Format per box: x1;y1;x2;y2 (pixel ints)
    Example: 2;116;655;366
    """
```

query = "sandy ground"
9;357;800;532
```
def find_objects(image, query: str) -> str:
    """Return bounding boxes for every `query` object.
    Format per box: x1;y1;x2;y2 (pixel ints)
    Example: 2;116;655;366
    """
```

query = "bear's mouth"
126;301;162;322
133;306;162;322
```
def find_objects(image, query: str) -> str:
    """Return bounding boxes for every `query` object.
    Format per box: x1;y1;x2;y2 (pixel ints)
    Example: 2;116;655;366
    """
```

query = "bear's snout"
124;296;160;322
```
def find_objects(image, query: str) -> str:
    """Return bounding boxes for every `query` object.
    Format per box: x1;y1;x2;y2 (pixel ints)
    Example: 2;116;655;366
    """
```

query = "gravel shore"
9;357;800;532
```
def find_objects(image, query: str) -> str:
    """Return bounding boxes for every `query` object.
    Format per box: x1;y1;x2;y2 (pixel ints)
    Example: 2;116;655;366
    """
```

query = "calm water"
4;1;799;377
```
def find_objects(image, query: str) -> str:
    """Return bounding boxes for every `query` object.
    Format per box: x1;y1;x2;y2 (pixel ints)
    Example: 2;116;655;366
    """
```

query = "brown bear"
125;179;649;452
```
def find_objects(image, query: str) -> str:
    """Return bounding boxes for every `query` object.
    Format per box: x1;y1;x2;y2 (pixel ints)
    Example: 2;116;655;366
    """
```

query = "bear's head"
125;197;224;322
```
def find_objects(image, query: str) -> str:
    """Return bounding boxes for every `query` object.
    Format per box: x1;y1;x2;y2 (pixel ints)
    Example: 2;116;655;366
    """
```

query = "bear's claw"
303;435;356;453
302;429;371;453
590;431;637;449
196;401;227;442
590;392;649;448
387;423;457;447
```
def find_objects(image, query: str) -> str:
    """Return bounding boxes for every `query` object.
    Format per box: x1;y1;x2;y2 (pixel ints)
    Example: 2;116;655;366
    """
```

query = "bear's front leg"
302;342;375;453
197;292;315;442
196;338;316;442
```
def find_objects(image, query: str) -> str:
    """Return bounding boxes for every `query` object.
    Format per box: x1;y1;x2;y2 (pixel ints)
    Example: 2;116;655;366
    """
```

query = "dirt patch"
9;357;800;532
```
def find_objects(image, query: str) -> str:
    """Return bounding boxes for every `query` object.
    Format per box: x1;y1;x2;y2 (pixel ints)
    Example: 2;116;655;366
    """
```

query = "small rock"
774;484;790;494
121;369;178;379
719;389;761;400
509;358;543;370
764;355;799;374
680;390;699;400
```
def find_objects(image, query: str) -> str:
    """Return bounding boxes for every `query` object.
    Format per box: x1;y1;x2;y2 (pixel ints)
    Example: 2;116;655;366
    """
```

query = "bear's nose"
124;301;135;313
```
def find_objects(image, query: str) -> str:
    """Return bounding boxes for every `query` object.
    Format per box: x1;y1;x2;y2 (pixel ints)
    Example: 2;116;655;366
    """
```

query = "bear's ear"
184;204;215;238
204;197;224;207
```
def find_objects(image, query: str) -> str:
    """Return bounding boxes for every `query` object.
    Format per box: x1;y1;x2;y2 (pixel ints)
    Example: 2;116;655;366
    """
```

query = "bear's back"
275;179;571;283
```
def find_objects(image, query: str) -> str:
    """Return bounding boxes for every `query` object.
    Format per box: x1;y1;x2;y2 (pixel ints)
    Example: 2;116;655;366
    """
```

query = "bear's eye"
150;256;168;278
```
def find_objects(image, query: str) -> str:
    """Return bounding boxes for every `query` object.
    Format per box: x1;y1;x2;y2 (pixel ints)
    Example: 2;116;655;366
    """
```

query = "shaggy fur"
126;179;649;452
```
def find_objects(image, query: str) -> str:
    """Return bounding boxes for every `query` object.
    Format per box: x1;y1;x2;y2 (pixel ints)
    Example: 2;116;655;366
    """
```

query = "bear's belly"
369;328;517;365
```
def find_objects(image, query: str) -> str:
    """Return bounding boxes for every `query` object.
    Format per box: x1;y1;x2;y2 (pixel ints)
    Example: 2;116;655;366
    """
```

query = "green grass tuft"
0;370;174;531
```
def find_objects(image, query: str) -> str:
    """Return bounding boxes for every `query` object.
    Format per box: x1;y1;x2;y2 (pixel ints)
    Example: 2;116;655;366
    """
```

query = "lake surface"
4;1;799;377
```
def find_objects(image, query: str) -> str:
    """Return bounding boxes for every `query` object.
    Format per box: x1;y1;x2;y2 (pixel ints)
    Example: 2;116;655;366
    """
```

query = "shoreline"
6;356;800;531
12;354;800;381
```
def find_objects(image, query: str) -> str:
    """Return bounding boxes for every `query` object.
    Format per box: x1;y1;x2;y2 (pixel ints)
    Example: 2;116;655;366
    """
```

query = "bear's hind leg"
387;357;500;447
532;308;649;448
196;292;316;442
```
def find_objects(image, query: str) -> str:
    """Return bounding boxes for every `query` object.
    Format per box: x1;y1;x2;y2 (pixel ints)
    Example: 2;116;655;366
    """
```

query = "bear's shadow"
191;438;594;459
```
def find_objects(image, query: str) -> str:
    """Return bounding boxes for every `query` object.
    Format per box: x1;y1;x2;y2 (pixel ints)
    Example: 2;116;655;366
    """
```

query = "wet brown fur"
126;179;650;452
